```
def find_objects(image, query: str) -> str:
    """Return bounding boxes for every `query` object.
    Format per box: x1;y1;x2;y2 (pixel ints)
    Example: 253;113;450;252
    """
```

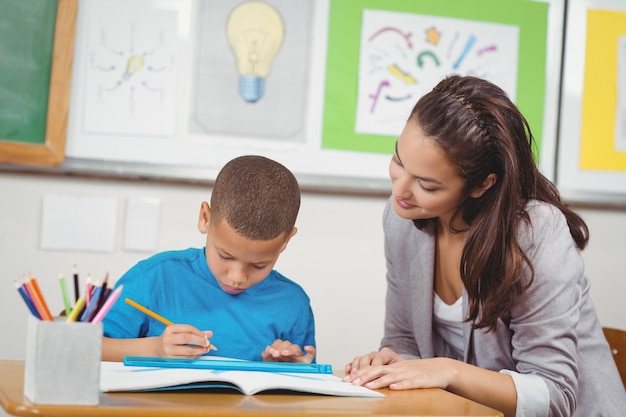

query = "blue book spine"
124;356;333;374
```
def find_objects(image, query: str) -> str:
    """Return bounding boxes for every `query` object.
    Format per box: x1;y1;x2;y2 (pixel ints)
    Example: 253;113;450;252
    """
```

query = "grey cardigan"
380;197;626;416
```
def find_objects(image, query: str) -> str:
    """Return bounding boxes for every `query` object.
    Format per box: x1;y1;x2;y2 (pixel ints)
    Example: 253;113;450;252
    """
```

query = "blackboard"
0;0;77;166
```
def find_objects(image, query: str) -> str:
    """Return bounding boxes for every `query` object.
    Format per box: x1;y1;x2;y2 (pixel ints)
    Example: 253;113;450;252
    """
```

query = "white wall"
0;172;387;370
1;172;625;370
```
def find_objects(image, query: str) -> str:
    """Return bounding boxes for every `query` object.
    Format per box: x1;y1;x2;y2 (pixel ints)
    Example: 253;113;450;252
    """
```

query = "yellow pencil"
124;298;217;351
125;297;172;325
66;297;86;322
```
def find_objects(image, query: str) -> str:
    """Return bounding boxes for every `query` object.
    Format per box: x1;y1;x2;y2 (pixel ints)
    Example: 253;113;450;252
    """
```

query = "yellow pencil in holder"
66;297;86;322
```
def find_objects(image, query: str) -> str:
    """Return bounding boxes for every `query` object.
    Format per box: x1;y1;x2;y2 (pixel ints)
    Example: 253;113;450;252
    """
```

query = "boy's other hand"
262;339;316;363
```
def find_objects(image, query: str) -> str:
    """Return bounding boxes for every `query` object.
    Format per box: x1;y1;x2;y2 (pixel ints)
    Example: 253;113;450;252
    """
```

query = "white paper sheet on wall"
123;197;161;252
41;194;118;252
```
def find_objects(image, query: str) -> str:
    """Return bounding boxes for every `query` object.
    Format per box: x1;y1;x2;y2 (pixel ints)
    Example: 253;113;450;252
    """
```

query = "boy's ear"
470;173;497;199
279;227;298;253
197;202;211;234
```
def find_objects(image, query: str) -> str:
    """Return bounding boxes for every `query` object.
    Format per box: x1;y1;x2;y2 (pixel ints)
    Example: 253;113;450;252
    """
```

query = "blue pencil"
80;283;103;322
15;281;41;319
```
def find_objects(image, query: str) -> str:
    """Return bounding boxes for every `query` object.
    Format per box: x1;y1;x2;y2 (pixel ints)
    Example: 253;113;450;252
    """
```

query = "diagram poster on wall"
79;1;179;137
354;10;519;137
558;0;626;201
321;0;562;180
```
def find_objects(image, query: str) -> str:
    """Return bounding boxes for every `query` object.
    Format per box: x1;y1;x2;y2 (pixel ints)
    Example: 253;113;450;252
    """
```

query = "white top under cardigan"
433;293;548;417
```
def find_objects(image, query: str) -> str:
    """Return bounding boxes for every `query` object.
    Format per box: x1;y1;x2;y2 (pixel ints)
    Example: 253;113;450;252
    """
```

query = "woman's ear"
197;202;211;234
470;173;497;198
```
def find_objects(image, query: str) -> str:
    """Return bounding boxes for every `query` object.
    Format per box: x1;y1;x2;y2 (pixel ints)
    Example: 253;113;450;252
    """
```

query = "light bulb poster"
80;0;178;137
321;0;549;160
226;2;285;104
189;0;313;142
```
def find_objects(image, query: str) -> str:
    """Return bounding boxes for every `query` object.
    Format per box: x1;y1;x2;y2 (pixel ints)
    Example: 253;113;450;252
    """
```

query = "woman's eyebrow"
395;141;443;185
416;175;443;185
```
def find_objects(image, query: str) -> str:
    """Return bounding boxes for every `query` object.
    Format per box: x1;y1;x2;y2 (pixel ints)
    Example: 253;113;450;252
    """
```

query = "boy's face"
197;202;296;295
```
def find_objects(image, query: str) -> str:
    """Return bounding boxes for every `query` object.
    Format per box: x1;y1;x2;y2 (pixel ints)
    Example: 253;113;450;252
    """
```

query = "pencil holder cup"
23;315;102;405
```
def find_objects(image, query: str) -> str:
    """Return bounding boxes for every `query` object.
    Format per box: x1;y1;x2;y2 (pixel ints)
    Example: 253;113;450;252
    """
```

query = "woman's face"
389;122;467;225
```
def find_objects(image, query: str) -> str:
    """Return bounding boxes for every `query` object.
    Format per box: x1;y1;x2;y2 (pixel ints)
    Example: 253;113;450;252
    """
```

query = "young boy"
102;155;316;363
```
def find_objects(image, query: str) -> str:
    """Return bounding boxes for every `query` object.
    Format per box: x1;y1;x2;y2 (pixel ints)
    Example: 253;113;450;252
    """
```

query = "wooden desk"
0;360;503;417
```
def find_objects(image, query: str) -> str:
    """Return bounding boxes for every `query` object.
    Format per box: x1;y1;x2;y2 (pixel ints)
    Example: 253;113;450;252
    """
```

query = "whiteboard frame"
2;0;564;197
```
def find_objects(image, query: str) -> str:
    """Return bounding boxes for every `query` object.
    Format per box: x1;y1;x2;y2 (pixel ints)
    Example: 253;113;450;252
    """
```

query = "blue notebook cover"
123;356;333;374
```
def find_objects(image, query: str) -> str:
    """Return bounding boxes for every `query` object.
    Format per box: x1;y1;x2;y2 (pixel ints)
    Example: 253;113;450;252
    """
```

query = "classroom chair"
602;327;626;389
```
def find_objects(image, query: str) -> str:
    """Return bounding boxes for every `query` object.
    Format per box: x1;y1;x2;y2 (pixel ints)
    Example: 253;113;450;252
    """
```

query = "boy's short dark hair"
210;155;301;240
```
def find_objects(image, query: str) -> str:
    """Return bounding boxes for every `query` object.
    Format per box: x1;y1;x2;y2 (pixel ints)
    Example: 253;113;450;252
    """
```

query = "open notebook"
100;359;385;398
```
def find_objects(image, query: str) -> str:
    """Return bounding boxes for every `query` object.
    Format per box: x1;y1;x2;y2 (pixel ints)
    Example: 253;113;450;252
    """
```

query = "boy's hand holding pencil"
125;298;218;355
159;324;216;358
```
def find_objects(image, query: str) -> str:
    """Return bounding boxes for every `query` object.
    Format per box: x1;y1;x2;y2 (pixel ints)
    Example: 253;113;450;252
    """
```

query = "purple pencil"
15;281;41;319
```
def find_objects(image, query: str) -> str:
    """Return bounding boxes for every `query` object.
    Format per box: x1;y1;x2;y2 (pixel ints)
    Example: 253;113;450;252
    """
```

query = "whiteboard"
557;0;626;204
61;0;563;194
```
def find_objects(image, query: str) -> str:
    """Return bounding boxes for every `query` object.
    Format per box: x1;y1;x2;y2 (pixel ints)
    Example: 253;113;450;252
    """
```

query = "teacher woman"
344;75;626;417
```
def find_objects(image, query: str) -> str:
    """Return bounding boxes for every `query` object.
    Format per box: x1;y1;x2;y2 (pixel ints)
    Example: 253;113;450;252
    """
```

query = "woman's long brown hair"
410;75;588;330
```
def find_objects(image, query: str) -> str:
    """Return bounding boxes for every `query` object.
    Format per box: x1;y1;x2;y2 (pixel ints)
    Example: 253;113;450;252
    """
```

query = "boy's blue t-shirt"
102;248;316;362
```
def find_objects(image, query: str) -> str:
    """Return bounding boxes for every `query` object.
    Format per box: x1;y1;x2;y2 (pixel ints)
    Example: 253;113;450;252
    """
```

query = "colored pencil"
81;282;102;322
85;275;93;306
24;277;53;321
66;297;86;322
58;273;71;316
73;265;80;302
29;276;53;320
90;285;123;324
15;281;41;319
125;298;173;325
124;298;218;351
96;273;109;311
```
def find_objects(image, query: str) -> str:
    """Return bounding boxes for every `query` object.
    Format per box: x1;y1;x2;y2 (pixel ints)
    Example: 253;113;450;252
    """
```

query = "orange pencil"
24;277;53;321
30;276;54;320
125;298;172;325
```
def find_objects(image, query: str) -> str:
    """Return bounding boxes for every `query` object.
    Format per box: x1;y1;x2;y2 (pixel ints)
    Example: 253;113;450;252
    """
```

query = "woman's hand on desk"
346;357;456;391
158;324;214;358
344;347;454;390
262;339;316;363
344;347;404;372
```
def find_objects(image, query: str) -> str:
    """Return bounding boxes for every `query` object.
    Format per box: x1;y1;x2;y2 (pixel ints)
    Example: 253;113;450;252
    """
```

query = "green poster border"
321;0;549;158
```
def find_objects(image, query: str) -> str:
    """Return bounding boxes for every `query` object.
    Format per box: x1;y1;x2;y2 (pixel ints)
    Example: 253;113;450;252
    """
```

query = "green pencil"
59;273;71;316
